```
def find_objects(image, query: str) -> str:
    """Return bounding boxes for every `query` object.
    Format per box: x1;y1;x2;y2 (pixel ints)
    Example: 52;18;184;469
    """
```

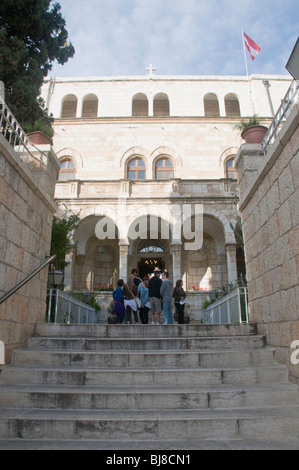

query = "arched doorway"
137;239;166;278
127;215;172;280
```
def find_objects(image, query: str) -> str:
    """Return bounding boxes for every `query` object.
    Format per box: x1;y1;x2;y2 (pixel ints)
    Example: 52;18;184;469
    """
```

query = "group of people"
112;267;187;325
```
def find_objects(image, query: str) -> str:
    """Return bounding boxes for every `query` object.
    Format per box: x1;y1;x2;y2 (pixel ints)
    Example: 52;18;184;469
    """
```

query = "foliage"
0;0;75;131
234;114;261;131
22;117;54;138
202;299;214;310
50;211;80;270
74;292;101;312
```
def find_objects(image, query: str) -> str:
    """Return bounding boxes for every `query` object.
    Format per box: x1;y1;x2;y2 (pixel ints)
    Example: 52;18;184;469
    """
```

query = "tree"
0;0;75;135
50;211;80;270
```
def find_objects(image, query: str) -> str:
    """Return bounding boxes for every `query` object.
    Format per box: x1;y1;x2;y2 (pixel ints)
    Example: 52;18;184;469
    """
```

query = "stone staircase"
0;323;299;450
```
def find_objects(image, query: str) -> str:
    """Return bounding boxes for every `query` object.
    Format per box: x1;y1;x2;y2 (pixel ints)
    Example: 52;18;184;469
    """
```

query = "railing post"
244;287;248;323
48;289;52;323
67;299;71;324
54;289;59;323
237;288;242;323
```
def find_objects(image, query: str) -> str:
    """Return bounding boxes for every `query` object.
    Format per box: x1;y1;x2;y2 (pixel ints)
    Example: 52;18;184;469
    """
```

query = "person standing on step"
149;267;162;324
172;279;187;324
138;278;151;324
123;283;138;324
112;279;125;324
160;271;173;324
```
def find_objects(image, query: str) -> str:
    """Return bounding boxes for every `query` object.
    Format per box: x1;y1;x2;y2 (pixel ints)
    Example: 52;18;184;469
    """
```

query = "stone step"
34;323;258;338
0;383;297;410
26;335;266;351
1;364;287;387
11;347;275;369
1;407;299;441
1;321;298;448
1;437;299;450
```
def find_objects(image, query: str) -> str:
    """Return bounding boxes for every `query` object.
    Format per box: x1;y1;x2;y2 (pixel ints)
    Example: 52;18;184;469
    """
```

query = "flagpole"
242;29;255;114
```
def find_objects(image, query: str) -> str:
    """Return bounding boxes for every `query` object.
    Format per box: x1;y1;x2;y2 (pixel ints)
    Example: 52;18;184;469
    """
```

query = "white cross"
146;64;157;75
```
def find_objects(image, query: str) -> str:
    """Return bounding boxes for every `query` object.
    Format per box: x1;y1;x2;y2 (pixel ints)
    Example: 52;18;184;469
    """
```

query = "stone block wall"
235;103;299;383
0;135;58;363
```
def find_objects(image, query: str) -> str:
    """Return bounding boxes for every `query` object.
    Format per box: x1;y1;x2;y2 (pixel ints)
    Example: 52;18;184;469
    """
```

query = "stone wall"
0;135;59;363
235;103;299;383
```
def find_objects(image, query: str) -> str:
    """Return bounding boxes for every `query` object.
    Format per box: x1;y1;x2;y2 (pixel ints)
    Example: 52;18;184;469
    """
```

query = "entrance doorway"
138;258;165;279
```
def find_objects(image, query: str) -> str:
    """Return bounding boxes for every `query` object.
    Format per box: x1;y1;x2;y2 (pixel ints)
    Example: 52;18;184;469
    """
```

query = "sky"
53;0;299;78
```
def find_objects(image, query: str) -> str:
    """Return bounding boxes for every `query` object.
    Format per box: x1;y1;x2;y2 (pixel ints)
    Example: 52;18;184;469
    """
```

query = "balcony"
55;177;239;201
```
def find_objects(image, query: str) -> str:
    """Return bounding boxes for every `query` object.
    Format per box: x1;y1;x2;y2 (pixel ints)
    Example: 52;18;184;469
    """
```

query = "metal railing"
262;80;299;155
47;289;98;324
0;255;56;305
203;287;248;324
0;96;47;167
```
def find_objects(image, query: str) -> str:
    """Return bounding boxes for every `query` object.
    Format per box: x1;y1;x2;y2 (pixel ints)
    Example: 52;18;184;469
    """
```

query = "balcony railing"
47;289;98;324
203;287;248;324
0;96;45;167
262;80;299;155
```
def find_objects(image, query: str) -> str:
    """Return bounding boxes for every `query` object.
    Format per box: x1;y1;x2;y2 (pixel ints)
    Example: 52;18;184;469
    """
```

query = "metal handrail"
47;289;97;324
203;287;248;324
0;255;56;305
262;80;299;155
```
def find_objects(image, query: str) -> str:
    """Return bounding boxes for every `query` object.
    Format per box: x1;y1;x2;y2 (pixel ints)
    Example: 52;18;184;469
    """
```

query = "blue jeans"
163;300;173;324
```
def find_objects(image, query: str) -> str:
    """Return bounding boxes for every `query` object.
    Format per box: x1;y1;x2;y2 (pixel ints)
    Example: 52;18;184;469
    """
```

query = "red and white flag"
243;32;261;61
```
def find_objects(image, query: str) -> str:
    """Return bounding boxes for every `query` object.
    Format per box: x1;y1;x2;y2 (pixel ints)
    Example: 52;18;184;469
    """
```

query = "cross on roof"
146;64;157;75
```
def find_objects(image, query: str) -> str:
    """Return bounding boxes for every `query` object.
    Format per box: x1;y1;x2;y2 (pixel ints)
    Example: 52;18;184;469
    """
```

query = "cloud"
55;0;299;77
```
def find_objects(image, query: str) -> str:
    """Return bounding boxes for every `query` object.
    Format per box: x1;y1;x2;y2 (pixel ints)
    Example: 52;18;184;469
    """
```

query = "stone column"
149;93;153;117
119;241;129;280
63;252;73;292
76;97;83;118
225;243;238;283
171;243;182;283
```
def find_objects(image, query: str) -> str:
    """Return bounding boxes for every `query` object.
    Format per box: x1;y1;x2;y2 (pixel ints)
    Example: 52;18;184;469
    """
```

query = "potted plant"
27;130;53;146
22;118;54;146
235;114;268;144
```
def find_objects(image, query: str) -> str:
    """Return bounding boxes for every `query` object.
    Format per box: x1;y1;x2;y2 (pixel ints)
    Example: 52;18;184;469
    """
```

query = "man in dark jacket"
149;267;162;324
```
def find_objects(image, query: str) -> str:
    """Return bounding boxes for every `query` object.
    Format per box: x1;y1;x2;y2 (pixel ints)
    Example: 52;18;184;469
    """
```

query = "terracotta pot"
28;131;53;146
241;125;268;144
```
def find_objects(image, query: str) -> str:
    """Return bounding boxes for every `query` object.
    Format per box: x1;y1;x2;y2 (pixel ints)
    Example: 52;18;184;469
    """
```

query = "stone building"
235;81;299;382
40;71;291;293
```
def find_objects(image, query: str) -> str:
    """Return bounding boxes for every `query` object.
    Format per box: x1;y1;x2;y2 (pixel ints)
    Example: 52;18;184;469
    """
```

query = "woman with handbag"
123;283;139;324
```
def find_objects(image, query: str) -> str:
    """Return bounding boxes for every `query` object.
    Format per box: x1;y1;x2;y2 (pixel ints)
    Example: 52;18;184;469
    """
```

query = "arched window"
58;158;76;181
138;239;164;253
127;158;146;180
61;94;78;118
204;93;220;117
153;93;170;116
132;93;149;116
225;157;237;179
82;94;98;117
155;157;174;180
225;93;241;117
